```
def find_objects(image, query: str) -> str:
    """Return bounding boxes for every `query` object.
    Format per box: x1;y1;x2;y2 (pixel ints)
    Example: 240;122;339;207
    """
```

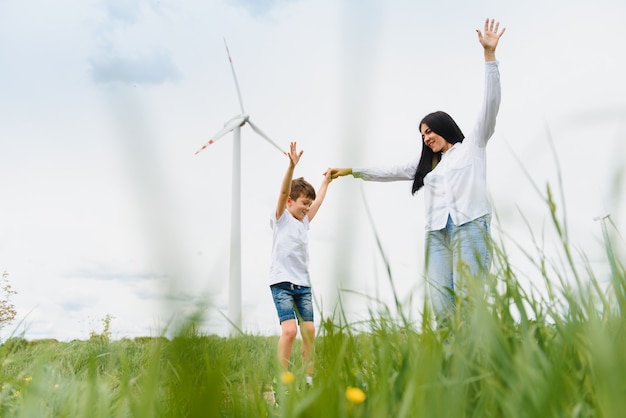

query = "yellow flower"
345;386;366;404
280;371;295;385
24;376;33;382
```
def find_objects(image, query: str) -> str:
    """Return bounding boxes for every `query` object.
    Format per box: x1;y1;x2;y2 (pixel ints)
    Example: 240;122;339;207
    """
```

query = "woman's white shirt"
352;61;501;231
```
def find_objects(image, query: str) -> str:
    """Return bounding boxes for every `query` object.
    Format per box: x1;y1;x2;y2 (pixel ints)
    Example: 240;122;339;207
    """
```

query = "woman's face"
421;123;452;153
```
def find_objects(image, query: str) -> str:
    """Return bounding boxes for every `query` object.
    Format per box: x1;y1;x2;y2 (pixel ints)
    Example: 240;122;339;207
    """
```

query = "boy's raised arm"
307;168;332;222
275;142;303;220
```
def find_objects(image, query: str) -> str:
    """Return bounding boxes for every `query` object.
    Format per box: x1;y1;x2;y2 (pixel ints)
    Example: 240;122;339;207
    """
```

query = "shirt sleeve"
352;157;419;182
471;61;501;147
270;209;287;229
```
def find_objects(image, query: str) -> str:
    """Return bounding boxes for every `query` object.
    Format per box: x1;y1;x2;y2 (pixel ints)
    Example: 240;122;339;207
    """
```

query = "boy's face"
287;195;313;221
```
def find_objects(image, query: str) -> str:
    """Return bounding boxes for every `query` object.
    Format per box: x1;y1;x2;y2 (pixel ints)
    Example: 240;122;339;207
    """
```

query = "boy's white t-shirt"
269;210;311;287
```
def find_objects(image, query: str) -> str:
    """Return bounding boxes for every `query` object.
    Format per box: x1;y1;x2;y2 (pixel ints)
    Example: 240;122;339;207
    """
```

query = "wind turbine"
195;39;284;335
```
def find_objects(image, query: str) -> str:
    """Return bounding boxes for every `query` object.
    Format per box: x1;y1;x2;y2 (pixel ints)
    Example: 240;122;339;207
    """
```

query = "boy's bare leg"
278;319;298;369
300;321;315;378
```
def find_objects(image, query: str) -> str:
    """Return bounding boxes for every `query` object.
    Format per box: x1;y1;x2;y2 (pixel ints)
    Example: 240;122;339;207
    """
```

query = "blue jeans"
270;282;314;324
425;214;492;323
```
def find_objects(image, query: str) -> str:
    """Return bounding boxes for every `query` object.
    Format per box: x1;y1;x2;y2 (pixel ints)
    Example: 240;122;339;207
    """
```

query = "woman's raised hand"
477;18;505;61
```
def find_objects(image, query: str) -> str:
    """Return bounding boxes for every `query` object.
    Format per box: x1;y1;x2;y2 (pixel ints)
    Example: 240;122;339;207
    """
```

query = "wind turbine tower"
195;39;284;335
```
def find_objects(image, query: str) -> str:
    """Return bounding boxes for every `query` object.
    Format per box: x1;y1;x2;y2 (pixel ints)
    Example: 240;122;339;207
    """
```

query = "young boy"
269;141;332;384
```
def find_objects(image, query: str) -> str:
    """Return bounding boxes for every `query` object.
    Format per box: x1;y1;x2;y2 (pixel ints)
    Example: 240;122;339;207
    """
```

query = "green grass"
2;182;625;417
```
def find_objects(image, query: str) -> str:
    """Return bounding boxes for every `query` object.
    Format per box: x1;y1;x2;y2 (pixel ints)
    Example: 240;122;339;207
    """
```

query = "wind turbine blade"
223;38;245;115
195;116;244;155
247;119;285;154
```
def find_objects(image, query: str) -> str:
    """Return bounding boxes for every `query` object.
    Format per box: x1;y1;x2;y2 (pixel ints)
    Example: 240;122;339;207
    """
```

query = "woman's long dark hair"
411;111;465;194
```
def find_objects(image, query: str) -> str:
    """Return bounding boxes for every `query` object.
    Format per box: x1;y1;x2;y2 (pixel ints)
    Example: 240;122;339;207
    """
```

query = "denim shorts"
270;282;314;324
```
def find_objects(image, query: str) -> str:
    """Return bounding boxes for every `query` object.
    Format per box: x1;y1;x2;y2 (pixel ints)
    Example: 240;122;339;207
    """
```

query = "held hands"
322;168;333;184
328;168;352;179
477;18;506;61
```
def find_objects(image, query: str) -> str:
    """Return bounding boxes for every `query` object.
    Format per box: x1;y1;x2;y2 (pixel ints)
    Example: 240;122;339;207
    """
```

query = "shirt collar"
441;142;459;157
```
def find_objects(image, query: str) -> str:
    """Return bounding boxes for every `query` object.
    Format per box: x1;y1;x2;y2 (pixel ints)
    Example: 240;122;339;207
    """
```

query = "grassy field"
2;186;625;417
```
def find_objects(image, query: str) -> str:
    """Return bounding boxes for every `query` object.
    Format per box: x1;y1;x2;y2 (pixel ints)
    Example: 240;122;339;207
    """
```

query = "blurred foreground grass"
2;182;625;417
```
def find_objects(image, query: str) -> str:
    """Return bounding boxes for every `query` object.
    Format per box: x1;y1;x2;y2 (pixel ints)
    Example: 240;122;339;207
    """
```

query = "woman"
330;18;506;324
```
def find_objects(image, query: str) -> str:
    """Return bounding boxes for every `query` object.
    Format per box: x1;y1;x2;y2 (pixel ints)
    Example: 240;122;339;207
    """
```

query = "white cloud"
225;0;299;16
90;48;181;85
102;0;142;23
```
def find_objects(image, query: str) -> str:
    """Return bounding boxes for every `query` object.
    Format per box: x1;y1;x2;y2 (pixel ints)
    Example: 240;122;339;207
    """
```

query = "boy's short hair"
290;177;316;201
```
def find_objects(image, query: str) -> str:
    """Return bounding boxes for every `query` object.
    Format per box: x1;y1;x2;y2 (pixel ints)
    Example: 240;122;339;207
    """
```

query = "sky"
1;0;625;341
